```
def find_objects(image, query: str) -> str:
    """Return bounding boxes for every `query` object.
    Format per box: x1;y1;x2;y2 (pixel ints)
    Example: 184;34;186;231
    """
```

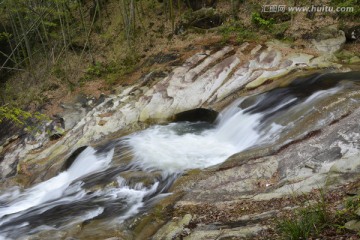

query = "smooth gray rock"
152;214;192;240
345;220;360;231
356;207;360;217
184;224;267;240
3;43;344;179
312;26;346;53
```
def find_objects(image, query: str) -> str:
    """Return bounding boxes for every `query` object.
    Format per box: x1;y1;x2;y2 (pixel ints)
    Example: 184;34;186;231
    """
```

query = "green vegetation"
80;54;139;86
272;22;291;40
0;106;32;125
277;192;329;240
0;0;93;69
219;21;256;44
0;0;358;127
277;191;360;239
0;0;148;125
84;62;108;79
336;195;360;225
0;105;47;127
251;12;274;30
330;0;360;18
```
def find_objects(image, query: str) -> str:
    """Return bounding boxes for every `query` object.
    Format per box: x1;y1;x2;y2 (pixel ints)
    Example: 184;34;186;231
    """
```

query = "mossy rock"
335;50;360;64
152;214;192;240
345;220;360;231
349;56;360;64
131;192;183;239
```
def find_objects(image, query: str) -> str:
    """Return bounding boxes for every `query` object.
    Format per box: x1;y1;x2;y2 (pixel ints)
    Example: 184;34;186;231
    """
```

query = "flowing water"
0;71;359;239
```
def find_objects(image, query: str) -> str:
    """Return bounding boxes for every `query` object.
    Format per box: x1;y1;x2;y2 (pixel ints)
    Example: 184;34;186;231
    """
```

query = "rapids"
0;71;359;239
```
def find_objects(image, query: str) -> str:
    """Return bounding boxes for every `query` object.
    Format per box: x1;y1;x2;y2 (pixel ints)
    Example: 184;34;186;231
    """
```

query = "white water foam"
0;147;113;227
125;85;344;174
125;99;274;174
0;146;162;239
0;83;345;238
126;126;237;174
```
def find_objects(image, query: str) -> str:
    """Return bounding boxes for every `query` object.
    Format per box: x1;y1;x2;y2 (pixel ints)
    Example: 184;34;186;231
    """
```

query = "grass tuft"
277;191;329;240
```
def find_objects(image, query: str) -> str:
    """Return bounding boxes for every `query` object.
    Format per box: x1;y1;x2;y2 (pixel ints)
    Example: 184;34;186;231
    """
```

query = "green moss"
335;50;360;64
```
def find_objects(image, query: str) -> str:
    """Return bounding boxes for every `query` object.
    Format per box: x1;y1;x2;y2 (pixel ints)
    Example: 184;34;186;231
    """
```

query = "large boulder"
312;26;346;53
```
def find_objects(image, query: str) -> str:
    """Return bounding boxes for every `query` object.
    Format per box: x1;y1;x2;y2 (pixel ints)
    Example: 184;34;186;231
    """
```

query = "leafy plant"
219;21;256;43
336;195;360;221
86;62;104;77
346;196;360;209
0;105;48;126
251;12;274;29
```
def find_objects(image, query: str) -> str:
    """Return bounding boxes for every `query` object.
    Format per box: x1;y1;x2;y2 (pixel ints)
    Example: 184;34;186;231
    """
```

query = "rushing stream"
0;71;359;239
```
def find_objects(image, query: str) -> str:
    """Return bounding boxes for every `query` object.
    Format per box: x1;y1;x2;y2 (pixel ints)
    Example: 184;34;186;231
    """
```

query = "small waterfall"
125;104;275;175
0;147;113;220
0;72;357;239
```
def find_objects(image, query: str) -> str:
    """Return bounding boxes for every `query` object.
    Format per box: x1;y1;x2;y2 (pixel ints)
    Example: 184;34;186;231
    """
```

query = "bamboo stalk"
0;3;47;71
77;0;87;33
80;0;99;60
16;10;33;65
170;0;174;32
9;11;23;64
1;22;18;66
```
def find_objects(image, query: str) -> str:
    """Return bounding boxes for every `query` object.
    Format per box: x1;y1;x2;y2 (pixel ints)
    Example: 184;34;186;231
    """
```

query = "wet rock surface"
0;41;316;182
1;39;360;239
142;86;360;239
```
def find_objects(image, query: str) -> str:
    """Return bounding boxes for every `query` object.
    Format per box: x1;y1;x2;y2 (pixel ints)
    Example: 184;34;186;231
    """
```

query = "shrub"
251;12;274;29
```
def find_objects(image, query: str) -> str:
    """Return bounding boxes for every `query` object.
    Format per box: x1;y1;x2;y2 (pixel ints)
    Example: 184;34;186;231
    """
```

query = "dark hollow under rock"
343;25;360;42
192;14;223;29
173;108;219;123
